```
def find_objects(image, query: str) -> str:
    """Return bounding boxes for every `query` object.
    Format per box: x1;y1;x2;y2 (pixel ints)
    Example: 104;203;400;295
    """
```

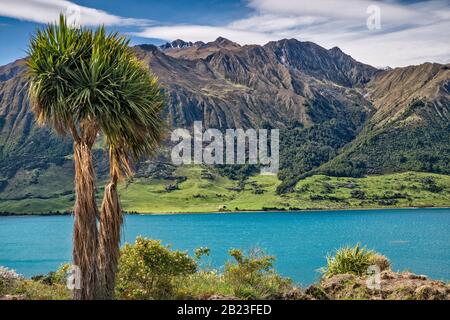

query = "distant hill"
0;37;448;206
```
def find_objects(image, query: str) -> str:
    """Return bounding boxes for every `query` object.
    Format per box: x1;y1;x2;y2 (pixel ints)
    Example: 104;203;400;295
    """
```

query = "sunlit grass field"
1;165;449;214
119;167;450;213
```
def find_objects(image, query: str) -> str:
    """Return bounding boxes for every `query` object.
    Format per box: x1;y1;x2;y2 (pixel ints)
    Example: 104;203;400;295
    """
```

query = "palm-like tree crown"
28;15;165;175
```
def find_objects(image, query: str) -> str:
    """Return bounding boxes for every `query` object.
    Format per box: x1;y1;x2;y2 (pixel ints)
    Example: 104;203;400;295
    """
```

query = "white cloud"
247;0;424;24
339;20;450;67
0;0;151;26
134;0;450;67
228;14;327;32
133;25;276;45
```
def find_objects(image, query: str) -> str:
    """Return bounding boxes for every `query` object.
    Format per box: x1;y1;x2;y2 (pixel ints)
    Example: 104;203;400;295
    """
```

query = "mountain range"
0;37;449;202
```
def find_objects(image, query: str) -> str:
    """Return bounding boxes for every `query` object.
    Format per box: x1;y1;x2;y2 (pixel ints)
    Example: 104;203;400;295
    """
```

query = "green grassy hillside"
1;166;449;214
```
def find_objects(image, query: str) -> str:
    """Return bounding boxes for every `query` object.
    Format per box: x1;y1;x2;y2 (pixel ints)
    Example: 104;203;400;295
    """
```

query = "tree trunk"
98;171;122;299
72;140;100;300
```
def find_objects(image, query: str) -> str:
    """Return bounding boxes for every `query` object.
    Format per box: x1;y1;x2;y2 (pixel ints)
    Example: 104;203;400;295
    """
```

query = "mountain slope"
0;37;448;209
143;37;376;129
0;59;72;185
319;63;450;178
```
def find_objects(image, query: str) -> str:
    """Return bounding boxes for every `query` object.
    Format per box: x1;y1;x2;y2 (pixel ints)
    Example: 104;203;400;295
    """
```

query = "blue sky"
0;0;449;67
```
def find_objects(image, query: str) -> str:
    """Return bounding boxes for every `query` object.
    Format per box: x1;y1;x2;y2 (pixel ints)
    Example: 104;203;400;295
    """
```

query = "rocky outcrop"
305;271;450;300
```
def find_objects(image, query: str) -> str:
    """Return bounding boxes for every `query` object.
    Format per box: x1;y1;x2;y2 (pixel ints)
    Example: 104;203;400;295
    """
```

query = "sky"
0;0;449;67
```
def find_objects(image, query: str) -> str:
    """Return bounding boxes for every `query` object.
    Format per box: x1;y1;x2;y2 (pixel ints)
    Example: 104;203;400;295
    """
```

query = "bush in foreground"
31;264;71;286
223;248;292;299
115;240;292;300
12;280;70;300
174;271;235;299
175;248;293;299
0;267;22;296
1;265;69;300
115;237;197;299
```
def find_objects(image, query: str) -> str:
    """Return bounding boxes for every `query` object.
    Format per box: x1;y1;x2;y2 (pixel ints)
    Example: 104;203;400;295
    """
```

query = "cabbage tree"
27;15;165;299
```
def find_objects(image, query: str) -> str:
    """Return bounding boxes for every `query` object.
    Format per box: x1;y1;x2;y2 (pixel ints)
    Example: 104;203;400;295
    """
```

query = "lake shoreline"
1;205;449;217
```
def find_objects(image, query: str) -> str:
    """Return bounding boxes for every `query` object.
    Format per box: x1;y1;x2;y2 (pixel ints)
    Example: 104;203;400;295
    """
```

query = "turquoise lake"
0;208;449;285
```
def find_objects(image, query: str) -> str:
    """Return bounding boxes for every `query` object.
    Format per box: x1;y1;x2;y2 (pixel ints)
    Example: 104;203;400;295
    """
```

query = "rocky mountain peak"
0;58;27;83
328;46;344;55
160;39;207;51
208;37;240;48
160;39;194;50
135;44;159;53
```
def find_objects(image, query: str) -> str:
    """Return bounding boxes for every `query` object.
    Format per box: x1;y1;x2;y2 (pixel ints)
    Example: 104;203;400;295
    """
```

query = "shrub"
369;254;391;271
115;237;197;299
351;189;366;199
13;280;70;300
224;248;292;299
173;271;234;299
0;266;69;299
420;177;443;193
194;247;211;260
321;244;390;279
0;266;22;295
31;263;71;286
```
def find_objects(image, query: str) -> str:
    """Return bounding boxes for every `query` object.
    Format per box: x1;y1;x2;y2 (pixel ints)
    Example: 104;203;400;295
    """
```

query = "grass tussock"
321;244;391;279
